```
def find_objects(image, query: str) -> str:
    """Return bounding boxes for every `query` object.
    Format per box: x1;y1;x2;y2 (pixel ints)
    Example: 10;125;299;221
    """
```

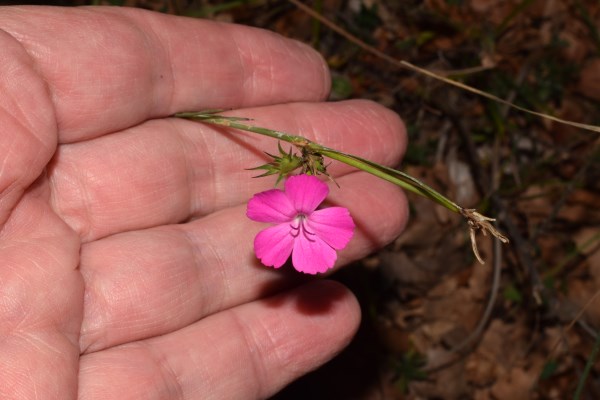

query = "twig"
422;220;505;374
287;0;600;134
547;288;600;365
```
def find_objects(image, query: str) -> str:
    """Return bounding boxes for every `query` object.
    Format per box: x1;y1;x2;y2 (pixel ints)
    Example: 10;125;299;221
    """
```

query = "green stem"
175;111;461;213
573;332;600;400
175;112;308;144
315;146;460;212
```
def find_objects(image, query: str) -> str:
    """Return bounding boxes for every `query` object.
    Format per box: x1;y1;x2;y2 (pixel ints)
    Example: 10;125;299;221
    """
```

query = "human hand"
0;6;407;399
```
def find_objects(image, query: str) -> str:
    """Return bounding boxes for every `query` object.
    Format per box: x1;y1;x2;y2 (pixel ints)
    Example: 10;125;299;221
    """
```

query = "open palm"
0;6;407;399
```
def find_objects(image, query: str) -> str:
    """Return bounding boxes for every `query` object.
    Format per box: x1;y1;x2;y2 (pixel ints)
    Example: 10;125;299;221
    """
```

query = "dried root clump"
461;208;510;264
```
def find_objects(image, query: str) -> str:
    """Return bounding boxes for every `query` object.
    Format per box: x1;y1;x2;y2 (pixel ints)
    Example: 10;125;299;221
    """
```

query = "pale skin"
0;6;408;399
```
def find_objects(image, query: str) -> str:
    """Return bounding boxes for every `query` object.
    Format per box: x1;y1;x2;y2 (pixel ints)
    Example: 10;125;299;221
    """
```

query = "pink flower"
247;174;355;274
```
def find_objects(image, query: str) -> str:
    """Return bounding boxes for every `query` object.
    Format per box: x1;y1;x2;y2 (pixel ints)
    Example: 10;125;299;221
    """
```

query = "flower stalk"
175;110;509;263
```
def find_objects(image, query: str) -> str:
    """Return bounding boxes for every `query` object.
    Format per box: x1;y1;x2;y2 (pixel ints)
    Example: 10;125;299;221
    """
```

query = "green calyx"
249;142;332;185
248;142;304;186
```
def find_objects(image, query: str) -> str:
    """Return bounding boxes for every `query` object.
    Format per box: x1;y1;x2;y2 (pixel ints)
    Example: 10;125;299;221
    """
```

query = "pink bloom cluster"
247;174;355;274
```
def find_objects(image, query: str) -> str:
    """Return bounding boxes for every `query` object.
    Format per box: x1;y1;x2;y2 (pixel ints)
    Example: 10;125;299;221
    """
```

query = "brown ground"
267;2;600;399
238;2;600;399
11;1;600;398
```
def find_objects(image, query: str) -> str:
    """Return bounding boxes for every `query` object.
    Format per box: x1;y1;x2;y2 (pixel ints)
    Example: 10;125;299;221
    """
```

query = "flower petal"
247;189;295;223
292;233;337;274
285;174;328;214
307;207;355;250
254;223;294;268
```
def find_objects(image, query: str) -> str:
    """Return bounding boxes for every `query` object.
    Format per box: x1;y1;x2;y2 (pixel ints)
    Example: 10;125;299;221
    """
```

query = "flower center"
290;214;316;242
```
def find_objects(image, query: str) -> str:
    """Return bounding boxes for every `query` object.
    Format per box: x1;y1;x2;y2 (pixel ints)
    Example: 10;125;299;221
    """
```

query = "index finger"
0;6;330;142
